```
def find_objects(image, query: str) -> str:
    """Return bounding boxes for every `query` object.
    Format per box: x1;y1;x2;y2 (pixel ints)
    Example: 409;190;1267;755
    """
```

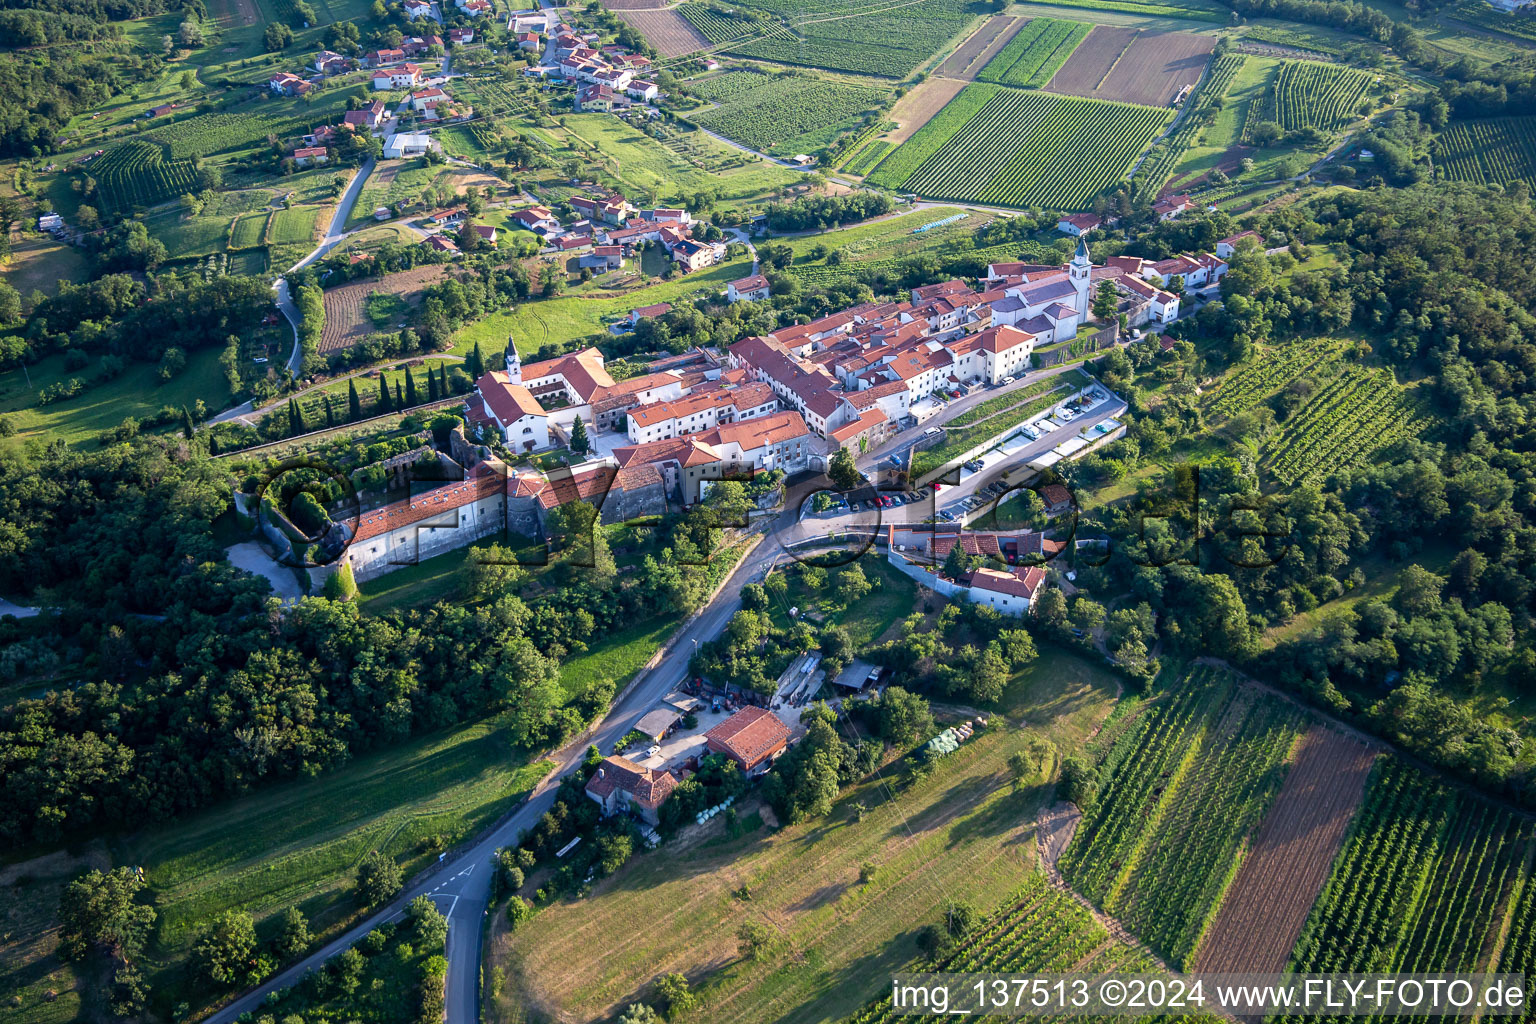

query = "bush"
355;850;402;906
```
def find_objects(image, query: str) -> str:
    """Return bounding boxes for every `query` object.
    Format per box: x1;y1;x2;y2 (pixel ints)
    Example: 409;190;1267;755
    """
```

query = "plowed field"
616;8;710;56
1047;26;1213;105
1193;727;1376;973
321;264;452;354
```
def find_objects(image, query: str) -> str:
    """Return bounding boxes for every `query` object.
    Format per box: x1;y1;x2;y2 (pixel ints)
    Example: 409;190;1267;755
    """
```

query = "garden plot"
320;264;453;354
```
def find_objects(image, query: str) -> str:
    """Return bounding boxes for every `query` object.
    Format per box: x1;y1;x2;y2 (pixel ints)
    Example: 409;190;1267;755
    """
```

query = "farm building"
384;132;435;158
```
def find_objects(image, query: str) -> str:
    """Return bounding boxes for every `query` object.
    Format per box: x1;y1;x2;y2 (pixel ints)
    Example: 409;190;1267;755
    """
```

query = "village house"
1056;212;1102;236
1215;230;1263;259
612;411;813;504
373;63;423;90
1152;195;1194;222
403;0;433;17
727;274;771;303
291;146;328;167
364;47;406;66
571;193;630;226
448;27;474;43
517;31;540;49
671;238;716;272
343;99;388;130
624;382;779;444
578;245;625;271
472;224;498;247
267;72;311;97
626;80;659;102
574;84;619;112
410;86;449;112
584;757;676;825
425;234;460;255
511;205;560;234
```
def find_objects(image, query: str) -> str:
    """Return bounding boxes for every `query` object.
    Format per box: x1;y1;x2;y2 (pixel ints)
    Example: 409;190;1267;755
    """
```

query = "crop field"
865;82;997;188
1060;667;1309;967
147;209;236;259
691;72;883;154
1047;27;1216;106
1261;365;1428;486
321;264;452;353
88;140;200;215
678;2;758;42
1014;0;1227;19
977;17;1093;89
1242;60;1373;139
722;0;974;77
616;7;710;56
1291;759;1530;976
562;114;800;202
1438;117;1536;190
845;139;894;174
933;14;1024;81
1195;728;1376;974
490;648;1122;1024
891;86;1169;209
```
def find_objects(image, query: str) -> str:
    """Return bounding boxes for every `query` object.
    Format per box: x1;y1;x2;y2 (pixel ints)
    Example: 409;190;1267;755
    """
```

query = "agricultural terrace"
886;85;1170;209
488;649;1122;1024
1291;759;1531;976
614;7;709;57
1438;117;1536;191
1195;728;1376;974
719;0;975;77
1242;60;1375;140
1044;26;1215;106
558;115;802;203
320;265;454;354
977;17;1093;89
1060;666;1310;968
690;71;884;155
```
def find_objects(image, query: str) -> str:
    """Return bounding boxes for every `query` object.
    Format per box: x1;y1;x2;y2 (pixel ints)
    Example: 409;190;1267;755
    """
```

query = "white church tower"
503;335;521;382
1069;234;1092;317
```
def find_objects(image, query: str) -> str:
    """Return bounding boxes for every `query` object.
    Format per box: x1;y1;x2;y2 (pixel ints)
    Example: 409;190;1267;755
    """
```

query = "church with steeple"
985;235;1098;345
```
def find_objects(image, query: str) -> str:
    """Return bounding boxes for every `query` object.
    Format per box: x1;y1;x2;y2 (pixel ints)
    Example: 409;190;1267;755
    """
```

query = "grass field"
451;255;752;357
0;234;91;301
766;555;918;647
229;210;271;249
1;848;108;1024
268;205;324;245
0;346;233;446
488;645;1122;1024
146;208;236;258
560;114;801;202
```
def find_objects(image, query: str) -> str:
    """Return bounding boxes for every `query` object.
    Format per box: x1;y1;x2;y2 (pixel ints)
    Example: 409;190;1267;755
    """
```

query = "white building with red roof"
727;274;770;303
473;370;550;451
341;462;512;581
625;382;778;444
585;757;676;824
1215;231;1263;259
1056;212;1102;236
705;706;791;773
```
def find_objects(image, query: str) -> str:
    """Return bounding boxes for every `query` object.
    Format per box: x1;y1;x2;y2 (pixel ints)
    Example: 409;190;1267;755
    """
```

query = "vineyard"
1130;54;1245;202
1291;759;1530;977
721;0;974;77
1241;60;1373;140
844;139;892;175
88;140;201;215
1059;668;1307;968
1260;365;1427;486
145;111;308;159
840;875;1109;1024
1205;336;1343;419
976;17;1092;89
889;86;1169;209
691;73;882;154
678;2;757;42
1438;116;1536;190
865;83;997;189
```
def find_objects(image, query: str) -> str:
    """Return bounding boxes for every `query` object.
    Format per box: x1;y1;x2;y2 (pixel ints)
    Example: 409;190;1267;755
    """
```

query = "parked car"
647;745;661;758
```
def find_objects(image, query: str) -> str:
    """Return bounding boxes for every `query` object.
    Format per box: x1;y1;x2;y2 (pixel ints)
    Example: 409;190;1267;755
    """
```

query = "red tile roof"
585;756;676;808
705;706;790;768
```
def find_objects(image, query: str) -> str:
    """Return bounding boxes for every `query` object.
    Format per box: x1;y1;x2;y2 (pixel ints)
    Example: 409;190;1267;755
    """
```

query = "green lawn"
0;346;234;446
489;643;1122;1024
451;255;753;357
560;114;800;205
146;207;236;258
268;204;323;245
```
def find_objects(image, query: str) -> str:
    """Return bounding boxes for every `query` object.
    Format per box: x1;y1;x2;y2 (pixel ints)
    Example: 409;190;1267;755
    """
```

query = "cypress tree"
378;375;392;412
405;367;418;407
468;342;484;378
348;379;362;420
324;394;335;427
181;405;195;438
289;398;306;436
395;381;404;409
427;364;441;401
